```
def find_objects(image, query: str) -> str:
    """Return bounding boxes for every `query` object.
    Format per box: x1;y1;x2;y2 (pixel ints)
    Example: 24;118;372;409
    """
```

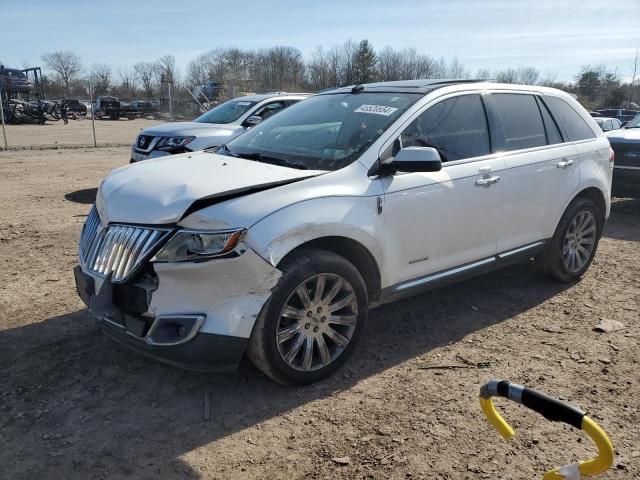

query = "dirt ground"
1;146;639;479
1;118;163;149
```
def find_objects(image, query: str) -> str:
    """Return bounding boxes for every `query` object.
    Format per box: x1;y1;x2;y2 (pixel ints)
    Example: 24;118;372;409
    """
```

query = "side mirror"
244;115;262;127
602;125;612;132
386;146;442;174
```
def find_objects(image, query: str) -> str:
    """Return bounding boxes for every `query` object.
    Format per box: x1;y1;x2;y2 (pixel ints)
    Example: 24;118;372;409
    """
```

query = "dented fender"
149;247;281;338
244;194;389;286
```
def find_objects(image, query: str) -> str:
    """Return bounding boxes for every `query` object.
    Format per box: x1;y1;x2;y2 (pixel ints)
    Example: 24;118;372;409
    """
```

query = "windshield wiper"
217;145;308;170
232;151;308;170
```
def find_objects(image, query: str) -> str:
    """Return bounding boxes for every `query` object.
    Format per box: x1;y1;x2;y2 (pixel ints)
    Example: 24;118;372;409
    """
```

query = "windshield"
594;118;604;126
223;92;420;171
625;115;640;128
195;98;257;124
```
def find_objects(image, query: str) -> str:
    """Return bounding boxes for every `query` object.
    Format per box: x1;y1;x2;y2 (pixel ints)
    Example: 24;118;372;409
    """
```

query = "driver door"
380;93;506;288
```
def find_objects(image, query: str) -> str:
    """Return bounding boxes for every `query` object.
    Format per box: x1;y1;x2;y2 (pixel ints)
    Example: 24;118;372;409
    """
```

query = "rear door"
488;92;580;252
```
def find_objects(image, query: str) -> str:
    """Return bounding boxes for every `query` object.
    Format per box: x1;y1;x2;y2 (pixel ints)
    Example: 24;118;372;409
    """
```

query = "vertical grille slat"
78;207;170;283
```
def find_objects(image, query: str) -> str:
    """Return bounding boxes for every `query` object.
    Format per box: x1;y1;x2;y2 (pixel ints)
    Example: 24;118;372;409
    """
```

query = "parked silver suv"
130;92;310;162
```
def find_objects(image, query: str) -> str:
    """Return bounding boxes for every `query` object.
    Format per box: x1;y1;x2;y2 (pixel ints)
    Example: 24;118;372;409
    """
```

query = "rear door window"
493;94;547;151
543;96;596;141
400;94;490;162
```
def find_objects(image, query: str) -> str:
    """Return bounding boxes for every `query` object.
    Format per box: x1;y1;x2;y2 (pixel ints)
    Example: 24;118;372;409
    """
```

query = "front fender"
245;195;389;285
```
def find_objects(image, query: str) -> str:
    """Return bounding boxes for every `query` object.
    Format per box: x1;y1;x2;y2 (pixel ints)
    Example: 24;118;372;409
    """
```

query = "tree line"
26;40;640;110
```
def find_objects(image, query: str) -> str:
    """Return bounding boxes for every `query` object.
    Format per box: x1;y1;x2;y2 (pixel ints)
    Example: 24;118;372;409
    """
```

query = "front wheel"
246;249;368;385
535;197;603;282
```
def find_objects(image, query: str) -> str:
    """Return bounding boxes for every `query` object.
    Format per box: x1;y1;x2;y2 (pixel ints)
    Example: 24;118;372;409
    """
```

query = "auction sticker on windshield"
354;104;399;116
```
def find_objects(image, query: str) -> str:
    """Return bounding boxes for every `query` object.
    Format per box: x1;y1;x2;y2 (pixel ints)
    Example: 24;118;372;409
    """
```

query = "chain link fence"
0;72;199;152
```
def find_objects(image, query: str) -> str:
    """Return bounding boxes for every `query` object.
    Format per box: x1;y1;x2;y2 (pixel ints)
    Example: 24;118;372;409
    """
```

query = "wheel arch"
276;236;382;304
575;186;607;225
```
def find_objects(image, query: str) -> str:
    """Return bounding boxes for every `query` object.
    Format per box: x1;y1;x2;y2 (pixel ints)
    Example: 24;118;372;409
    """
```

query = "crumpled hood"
141;121;239;137
96;151;325;225
606;128;640;144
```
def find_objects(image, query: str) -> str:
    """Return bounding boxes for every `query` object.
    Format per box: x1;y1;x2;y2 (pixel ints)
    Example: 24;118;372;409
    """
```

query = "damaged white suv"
75;80;613;384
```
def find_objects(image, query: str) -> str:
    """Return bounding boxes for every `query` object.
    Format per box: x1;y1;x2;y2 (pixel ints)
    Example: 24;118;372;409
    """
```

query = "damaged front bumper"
74;247;281;371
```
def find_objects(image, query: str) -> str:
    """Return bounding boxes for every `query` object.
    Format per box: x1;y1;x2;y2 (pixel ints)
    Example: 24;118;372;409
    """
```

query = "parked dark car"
93;96;141;120
130;100;159;116
0;66;32;93
606;114;640;198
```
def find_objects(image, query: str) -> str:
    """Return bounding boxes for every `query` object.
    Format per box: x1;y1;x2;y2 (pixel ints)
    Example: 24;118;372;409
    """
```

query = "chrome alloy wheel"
276;273;358;372
563;210;596;273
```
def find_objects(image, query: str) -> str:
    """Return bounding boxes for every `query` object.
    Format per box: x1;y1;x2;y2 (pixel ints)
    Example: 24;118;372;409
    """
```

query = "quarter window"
493;94;547;151
400;94;490;162
543;96;596;142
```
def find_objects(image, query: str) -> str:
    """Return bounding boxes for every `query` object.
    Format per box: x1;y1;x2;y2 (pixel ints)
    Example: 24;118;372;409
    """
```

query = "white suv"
130;92;309;162
75;80;613;384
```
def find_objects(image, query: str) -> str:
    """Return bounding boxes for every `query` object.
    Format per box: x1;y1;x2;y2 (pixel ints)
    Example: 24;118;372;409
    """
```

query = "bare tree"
117;67;137;98
476;68;492;80
540;70;558;86
155;55;179;88
89;63;112;96
41;51;82;90
517;66;540;85
447;57;469;79
134;61;156;98
186;55;209;86
306;46;332;90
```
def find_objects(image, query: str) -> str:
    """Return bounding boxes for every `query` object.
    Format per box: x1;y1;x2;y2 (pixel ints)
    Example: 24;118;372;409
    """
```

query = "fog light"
144;315;204;346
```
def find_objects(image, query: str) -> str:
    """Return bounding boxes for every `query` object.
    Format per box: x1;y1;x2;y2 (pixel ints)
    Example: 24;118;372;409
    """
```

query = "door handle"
557;159;574;169
475;175;500;187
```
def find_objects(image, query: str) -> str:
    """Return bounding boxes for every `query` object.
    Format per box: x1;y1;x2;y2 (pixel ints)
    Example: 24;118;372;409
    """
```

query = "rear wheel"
535;197;603;282
246;249;368;385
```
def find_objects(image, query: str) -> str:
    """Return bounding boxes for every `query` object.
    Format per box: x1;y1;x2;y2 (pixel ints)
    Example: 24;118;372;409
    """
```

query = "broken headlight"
153;229;246;262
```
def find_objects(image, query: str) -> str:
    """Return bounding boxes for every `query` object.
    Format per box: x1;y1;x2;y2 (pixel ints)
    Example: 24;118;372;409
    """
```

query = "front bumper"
130;147;172;163
74;246;281;370
74;266;247;371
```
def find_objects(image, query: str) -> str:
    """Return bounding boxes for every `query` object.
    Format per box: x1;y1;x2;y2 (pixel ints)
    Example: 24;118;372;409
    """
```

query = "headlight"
156;136;195;150
153;229;246;262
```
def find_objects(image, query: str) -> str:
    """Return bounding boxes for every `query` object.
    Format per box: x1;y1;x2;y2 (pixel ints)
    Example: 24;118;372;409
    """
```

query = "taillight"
609;147;615;167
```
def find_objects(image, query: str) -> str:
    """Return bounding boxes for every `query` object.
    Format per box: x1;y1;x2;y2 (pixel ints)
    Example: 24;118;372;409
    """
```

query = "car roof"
318;79;486;95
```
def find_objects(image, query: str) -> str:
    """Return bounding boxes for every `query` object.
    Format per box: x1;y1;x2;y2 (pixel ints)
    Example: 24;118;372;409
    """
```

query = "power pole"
168;83;173;121
88;79;97;147
0;84;7;150
630;49;638;106
0;94;7;151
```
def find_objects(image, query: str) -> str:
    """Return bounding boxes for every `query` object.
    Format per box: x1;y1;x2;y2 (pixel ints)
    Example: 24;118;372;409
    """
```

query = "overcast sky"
2;0;639;81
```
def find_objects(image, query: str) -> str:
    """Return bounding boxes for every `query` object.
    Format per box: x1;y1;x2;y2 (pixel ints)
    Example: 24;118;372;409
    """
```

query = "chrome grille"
79;206;101;265
79;206;171;283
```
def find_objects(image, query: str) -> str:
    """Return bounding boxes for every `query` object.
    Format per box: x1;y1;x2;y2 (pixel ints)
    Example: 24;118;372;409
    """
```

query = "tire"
535;197;603;282
246;249;368;385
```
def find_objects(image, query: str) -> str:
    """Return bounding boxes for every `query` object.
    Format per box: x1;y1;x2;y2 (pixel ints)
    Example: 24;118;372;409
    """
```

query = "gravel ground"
0;147;638;479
